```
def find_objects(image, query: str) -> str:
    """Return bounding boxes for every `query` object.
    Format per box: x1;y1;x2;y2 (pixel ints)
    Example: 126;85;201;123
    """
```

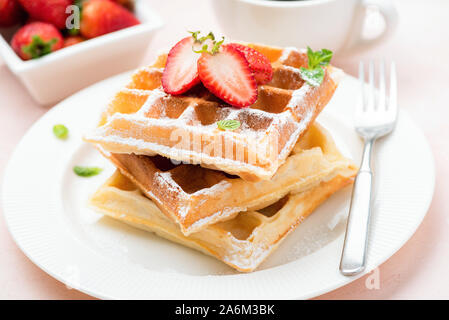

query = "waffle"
85;43;343;181
98;123;357;235
90;164;356;273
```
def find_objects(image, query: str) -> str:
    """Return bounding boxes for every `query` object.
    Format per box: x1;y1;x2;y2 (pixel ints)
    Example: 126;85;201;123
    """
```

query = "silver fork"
339;61;397;276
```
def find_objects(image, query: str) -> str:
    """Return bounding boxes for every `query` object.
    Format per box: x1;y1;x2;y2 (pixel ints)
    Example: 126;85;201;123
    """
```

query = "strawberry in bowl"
7;0;141;61
11;22;63;60
0;0;25;27
0;0;163;104
80;0;140;39
18;0;72;30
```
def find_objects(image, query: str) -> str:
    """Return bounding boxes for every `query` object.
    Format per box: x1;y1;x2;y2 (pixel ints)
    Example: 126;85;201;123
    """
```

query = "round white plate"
2;72;435;300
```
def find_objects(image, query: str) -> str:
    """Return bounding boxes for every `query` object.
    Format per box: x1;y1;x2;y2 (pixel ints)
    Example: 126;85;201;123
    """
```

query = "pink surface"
0;0;447;299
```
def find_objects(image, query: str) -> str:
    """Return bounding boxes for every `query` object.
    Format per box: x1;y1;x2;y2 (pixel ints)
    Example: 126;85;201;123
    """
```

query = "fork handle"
340;139;374;276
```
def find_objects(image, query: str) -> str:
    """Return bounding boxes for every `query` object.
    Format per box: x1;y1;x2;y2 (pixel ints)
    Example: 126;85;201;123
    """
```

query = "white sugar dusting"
136;88;167;115
194;180;232;196
286;83;310;109
279;47;297;62
88;133;275;177
283;65;302;76
133;66;164;75
153;171;183;194
186;206;245;234
86;46;339;183
120;88;152;96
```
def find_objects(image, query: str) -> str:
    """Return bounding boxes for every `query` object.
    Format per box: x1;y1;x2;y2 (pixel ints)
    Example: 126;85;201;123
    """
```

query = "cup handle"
343;0;398;53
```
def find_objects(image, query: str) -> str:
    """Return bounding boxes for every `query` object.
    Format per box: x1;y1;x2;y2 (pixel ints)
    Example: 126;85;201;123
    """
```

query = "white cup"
211;0;398;54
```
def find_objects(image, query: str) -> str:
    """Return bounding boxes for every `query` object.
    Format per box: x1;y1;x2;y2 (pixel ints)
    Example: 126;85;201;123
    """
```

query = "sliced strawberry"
197;45;257;108
162;36;201;95
226;43;273;85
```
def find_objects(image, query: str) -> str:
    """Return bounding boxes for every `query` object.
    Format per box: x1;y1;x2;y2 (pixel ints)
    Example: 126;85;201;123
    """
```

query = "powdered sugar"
279;47;297;62
86;46;340;182
136;88;167;116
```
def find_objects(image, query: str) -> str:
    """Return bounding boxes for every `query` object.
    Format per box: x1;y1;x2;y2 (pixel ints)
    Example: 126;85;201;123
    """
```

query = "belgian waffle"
90;164;356;273
85;44;343;181
98;123;357;235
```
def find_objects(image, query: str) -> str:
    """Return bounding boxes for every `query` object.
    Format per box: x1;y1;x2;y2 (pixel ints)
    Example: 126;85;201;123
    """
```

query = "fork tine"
388;61;397;116
378;60;386;110
359;61;365;111
368;61;375;110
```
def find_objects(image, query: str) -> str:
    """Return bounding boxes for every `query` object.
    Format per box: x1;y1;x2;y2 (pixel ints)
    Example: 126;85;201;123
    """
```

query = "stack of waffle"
85;43;357;272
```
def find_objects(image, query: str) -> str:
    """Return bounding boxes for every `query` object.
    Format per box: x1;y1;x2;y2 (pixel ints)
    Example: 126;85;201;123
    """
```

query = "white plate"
2;72;435;299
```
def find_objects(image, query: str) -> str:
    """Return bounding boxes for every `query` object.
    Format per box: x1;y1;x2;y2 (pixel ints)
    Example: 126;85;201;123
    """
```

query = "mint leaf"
299;67;324;87
217;120;241;131
307;46;333;69
73;166;102;177
53;124;69;139
300;46;333;86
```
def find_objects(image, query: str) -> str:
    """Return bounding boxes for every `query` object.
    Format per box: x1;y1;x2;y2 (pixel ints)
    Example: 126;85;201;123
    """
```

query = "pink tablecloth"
1;0;447;299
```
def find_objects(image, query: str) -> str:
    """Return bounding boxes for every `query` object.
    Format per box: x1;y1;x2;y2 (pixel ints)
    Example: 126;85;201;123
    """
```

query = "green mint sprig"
217;120;241;131
299;47;333;87
73;166;102;177
306;47;333;68
53;124;69;139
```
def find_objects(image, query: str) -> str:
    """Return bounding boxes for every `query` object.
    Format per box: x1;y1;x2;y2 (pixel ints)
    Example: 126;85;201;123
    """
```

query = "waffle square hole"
251;87;292;114
281;50;309;69
148;155;178;172
188;102;232;126
144;96;192;119
257;195;289;218
216;213;262;241
169;165;227;194
236;109;274;131
269;66;305;90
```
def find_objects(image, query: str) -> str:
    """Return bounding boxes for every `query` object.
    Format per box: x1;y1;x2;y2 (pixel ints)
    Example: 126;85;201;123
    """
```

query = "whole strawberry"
0;0;25;27
80;0;140;39
18;0;72;29
112;0;134;11
11;22;63;60
63;35;84;48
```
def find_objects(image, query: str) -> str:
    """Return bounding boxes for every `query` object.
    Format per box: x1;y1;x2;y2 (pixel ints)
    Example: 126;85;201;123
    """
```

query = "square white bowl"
0;0;163;105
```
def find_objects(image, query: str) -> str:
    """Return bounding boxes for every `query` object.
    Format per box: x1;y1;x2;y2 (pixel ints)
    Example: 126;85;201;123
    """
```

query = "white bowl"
0;0;163;105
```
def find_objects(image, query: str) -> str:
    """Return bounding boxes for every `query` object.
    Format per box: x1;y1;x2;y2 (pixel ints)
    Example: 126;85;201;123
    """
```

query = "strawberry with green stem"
161;31;215;95
63;36;84;48
11;22;63;60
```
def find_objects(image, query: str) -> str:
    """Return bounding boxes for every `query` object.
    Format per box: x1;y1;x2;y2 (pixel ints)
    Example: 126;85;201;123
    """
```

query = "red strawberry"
226;43;273;85
63;36;84;48
197;45;257;108
0;0;25;27
80;0;140;39
18;0;72;29
112;0;134;11
162;36;202;95
11;22;63;60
